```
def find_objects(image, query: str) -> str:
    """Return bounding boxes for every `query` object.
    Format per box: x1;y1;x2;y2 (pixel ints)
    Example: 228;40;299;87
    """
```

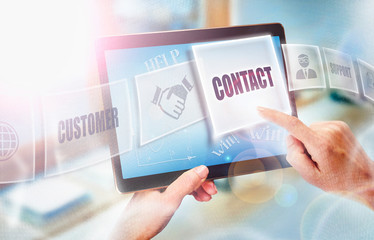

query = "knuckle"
315;137;333;155
333;121;350;132
324;144;334;155
322;122;348;141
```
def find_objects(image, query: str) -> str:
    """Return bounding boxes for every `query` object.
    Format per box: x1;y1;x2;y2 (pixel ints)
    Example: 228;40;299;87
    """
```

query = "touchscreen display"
105;36;290;179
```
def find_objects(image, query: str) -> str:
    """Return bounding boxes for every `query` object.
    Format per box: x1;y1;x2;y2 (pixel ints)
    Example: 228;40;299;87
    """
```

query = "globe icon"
0;122;19;161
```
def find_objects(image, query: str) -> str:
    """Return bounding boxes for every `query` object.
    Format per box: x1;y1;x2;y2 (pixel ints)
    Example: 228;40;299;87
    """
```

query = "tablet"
96;23;297;193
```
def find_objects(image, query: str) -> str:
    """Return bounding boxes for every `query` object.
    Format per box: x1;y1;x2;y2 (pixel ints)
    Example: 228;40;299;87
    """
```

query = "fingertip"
257;106;270;117
194;186;215;202
192;191;212;202
204;195;212;202
165;166;209;202
200;194;212;202
202;181;217;195
193;165;209;179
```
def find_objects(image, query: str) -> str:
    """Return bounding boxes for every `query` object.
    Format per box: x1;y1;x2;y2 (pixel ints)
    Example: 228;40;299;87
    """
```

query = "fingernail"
257;106;266;112
194;165;208;179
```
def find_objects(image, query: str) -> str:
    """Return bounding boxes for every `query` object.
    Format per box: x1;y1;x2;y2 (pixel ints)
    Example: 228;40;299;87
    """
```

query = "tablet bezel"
96;23;297;193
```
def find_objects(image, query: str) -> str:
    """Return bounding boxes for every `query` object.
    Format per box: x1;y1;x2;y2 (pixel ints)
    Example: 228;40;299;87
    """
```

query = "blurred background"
1;0;374;239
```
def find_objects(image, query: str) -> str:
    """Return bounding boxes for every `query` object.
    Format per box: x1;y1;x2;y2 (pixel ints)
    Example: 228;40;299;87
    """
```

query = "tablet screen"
104;35;290;180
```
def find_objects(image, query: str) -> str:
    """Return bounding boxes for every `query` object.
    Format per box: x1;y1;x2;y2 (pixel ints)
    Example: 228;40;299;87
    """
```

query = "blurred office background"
1;0;374;239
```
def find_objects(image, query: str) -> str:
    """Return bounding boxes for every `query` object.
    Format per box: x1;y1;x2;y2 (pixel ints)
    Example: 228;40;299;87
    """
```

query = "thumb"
286;135;317;181
164;165;209;204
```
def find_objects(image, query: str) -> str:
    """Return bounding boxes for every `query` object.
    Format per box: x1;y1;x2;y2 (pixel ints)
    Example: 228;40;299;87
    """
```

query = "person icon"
296;54;317;79
366;71;374;89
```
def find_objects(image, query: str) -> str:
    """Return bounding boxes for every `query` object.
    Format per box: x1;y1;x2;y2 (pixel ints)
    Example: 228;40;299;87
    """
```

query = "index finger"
257;106;317;146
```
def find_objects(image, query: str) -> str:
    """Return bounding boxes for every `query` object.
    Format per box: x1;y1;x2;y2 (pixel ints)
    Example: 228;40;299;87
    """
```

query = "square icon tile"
192;35;291;137
357;59;374;102
135;61;205;146
323;48;358;93
43;80;132;176
0;95;35;183
282;44;326;91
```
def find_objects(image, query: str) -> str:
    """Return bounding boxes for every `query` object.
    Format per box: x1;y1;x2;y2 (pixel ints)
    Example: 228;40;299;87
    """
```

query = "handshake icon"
151;76;194;120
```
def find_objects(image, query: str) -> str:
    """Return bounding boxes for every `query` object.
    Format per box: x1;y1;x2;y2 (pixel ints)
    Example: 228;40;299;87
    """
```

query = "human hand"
110;165;217;240
158;85;188;120
257;107;374;209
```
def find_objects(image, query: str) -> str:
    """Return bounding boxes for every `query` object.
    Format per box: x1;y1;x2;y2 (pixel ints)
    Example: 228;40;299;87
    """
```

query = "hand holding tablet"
110;165;216;240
